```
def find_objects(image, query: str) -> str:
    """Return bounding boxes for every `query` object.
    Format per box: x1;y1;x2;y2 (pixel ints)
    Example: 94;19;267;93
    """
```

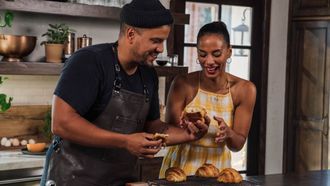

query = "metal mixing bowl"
0;34;37;62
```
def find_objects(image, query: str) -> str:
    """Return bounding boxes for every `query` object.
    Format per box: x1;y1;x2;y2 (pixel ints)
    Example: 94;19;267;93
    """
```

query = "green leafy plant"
42;109;52;141
0;76;13;112
0;10;14;28
0;11;14;112
40;23;74;45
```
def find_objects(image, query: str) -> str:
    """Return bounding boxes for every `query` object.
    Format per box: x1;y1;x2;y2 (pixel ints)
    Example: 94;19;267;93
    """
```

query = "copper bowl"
0;34;37;62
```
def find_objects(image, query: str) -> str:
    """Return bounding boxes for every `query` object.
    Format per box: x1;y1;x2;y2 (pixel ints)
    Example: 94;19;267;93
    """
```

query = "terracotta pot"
45;43;64;63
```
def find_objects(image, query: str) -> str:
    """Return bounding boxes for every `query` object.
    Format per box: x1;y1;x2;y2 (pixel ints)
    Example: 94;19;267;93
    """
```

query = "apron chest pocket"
111;115;138;134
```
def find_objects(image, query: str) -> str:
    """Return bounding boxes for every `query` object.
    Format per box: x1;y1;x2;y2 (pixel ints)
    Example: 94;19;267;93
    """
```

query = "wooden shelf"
0;61;188;76
0;62;62;75
0;61;188;100
0;0;189;25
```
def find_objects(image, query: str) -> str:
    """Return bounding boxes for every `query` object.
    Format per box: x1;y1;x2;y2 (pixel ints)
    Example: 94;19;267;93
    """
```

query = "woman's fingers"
187;121;200;134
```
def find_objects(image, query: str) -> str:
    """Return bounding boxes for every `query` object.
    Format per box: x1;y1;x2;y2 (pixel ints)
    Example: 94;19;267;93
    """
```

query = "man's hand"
125;133;163;158
214;116;232;143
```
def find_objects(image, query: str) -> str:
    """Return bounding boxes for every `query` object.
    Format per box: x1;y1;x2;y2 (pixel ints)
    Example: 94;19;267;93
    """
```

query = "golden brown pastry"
217;168;243;183
153;133;169;141
182;107;207;123
165;167;187;182
153;133;169;147
195;163;220;178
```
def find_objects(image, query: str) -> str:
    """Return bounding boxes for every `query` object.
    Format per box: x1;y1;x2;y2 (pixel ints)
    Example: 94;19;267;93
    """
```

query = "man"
44;0;209;185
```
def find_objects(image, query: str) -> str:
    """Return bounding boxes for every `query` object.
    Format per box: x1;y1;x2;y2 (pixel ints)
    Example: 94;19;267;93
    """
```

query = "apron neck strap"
112;42;149;102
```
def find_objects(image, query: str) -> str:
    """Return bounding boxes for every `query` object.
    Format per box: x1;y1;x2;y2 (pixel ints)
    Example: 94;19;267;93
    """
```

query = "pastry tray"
148;176;259;186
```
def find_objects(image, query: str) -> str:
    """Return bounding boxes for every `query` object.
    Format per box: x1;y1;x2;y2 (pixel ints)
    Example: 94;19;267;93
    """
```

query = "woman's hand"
214;116;232;143
180;115;210;140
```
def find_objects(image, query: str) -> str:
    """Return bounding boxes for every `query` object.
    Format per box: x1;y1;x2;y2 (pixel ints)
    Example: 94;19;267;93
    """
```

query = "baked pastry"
217;168;243;183
153;133;169;147
165;167;187;182
153;133;169;141
195;163;219;178
182;107;207;123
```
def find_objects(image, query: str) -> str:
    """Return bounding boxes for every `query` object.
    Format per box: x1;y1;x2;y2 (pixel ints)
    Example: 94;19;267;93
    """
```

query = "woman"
159;21;256;177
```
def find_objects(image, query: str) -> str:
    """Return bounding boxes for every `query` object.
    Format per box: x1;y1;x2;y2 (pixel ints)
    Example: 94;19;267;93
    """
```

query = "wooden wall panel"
299;28;326;118
0;105;51;149
286;21;330;172
296;121;324;172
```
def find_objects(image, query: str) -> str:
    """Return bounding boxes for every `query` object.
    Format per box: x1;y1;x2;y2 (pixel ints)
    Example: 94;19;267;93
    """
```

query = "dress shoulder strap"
198;71;201;89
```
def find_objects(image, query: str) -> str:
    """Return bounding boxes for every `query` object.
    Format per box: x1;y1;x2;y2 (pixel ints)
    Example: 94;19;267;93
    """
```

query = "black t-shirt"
54;43;160;122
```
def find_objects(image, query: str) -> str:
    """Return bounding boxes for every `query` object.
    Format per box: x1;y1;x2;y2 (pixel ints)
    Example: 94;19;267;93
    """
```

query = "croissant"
182;107;207;123
165;167;187;182
217;168;243;183
195;163;219;178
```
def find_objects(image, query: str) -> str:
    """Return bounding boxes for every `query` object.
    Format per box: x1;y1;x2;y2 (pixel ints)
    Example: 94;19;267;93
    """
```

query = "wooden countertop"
248;170;330;186
0;150;45;171
127;170;330;186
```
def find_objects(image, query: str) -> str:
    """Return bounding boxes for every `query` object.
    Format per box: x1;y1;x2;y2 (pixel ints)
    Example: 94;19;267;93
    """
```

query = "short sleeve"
54;50;102;115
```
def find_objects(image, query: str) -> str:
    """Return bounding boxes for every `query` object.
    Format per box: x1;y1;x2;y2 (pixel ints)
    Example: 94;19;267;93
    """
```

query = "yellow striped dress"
159;83;234;178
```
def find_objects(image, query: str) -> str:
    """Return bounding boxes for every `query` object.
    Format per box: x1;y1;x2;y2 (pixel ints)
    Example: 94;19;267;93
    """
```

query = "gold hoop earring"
196;59;200;64
226;58;232;64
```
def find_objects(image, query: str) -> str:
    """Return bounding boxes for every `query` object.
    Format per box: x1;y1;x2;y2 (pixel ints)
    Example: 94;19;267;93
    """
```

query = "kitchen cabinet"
286;7;330;172
137;157;163;181
292;0;330;18
0;167;42;185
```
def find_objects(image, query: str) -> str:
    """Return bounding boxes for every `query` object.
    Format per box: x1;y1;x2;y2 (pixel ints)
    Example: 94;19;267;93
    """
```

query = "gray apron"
46;43;150;186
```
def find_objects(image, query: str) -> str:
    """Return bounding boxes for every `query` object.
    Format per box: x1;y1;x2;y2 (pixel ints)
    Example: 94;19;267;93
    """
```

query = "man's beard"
138;51;158;66
140;60;154;66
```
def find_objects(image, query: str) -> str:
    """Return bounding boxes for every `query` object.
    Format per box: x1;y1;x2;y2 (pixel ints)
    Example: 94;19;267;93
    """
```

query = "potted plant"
40;23;74;63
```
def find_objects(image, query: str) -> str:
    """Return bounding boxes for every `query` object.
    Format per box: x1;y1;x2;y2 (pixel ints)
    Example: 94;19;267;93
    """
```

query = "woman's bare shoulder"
228;74;255;89
228;74;256;103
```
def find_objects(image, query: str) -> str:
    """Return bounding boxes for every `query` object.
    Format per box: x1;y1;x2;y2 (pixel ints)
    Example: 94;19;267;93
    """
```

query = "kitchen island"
0;150;44;185
128;170;330;186
247;170;330;186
